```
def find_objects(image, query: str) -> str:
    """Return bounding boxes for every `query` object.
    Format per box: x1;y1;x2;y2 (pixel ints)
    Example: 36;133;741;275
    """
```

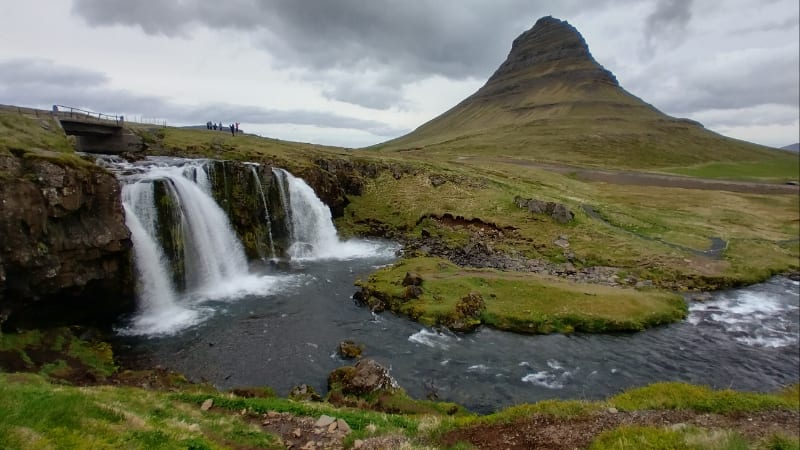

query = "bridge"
53;105;143;155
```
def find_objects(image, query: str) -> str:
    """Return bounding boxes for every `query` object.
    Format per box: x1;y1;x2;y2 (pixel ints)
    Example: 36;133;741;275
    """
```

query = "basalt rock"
0;153;134;328
328;358;399;397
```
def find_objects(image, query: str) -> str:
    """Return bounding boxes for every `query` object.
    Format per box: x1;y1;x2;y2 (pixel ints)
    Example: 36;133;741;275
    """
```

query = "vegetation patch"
356;256;687;334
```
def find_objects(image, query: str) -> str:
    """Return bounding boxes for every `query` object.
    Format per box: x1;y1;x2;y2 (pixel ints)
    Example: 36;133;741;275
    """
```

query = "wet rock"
289;384;322;402
328;358;399;396
337;340;364;359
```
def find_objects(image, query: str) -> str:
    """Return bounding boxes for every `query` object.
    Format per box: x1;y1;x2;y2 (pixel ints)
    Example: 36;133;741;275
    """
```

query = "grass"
357;256;687;333
609;382;800;414
664;160;800;183
589;425;749;450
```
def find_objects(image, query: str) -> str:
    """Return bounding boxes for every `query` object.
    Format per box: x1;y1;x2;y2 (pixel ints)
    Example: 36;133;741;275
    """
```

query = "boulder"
289;384;322;402
328;358;398;396
402;271;423;286
513;195;574;224
403;284;423;300
337;340;364;359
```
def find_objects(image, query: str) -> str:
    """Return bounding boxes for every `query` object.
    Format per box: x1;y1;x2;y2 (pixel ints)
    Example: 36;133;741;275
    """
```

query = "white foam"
688;286;799;348
468;364;489;372
547;359;563;370
521;371;564;389
408;329;453;350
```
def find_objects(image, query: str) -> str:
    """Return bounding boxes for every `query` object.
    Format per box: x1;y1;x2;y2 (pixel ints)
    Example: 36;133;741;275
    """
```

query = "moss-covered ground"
357;256;687;333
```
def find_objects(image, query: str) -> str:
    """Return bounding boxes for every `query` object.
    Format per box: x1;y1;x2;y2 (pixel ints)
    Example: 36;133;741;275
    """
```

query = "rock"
337;340;364;359
327;421;338;433
200;399;213;411
554;237;570;248
456;291;485;318
336;418;351;434
0;154;133;327
608;407;618;414
292;428;302;438
354;439;365;449
328;358;398;396
403;284;423;300
267;410;280;418
314;415;336;428
429;174;447;187
550;203;574;224
289;384;322;402
402;271;423;286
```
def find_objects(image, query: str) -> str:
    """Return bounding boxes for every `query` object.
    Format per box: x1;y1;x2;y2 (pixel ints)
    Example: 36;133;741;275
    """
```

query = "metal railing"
52;104;123;125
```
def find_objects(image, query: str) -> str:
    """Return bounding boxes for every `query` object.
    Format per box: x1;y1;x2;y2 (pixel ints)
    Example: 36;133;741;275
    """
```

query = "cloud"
70;0;617;108
641;0;693;56
0;58;404;138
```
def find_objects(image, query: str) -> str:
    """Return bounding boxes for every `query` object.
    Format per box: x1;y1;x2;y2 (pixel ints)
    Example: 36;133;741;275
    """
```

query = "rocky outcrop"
0;153;133;328
514;196;574;223
327;359;399;397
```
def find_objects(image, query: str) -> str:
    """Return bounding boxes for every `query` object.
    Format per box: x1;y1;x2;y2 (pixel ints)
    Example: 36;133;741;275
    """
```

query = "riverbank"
1;327;797;449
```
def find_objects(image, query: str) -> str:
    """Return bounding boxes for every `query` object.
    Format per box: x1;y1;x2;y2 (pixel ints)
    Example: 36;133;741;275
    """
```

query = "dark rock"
327;359;398;396
456;291;486;318
551;203;574;224
403;284;423;300
402;271;423;286
337;340;364;359
0;154;133;328
289;384;322;402
514;195;574;224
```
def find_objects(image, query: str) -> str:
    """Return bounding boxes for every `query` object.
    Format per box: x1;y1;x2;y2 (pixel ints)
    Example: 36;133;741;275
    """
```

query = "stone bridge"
53;105;143;155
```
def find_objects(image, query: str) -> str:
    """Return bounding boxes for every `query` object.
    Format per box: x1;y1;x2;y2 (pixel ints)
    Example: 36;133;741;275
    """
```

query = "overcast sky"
1;0;797;148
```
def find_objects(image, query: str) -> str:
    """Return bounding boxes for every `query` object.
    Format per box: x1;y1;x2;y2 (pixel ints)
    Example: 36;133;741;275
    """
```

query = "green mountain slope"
373;17;795;172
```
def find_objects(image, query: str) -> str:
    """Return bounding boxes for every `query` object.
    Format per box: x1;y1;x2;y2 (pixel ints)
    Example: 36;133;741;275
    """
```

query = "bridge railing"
52;105;123;126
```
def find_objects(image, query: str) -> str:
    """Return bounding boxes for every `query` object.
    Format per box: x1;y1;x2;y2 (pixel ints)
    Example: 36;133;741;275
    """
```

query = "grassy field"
357;257;687;333
663;159;800;183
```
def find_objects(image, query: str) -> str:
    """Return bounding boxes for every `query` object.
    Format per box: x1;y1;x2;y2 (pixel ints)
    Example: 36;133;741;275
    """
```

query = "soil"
440;409;800;450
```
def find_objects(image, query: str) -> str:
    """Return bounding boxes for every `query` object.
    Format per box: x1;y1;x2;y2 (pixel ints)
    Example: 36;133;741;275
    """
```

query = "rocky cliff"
0;153;134;328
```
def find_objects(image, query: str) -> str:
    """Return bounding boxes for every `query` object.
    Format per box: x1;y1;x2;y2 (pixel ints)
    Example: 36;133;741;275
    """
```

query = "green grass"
664;160;800;183
589;425;749;450
609;382;800;414
357;256;687;333
0;373;280;449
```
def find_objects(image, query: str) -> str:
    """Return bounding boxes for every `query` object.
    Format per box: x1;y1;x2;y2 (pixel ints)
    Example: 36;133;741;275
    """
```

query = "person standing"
235;122;239;133
230;123;235;136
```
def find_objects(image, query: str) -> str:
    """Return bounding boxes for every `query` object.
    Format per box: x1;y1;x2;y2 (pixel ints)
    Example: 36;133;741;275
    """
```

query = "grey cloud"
0;58;109;87
0;58;403;137
642;0;692;56
71;0;617;108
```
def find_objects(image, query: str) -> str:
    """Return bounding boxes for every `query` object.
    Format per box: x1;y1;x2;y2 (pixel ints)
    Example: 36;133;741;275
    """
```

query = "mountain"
373;16;789;170
780;143;799;153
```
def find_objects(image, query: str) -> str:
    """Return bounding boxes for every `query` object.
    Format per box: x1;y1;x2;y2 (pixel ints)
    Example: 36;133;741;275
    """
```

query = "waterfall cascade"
96;156;392;336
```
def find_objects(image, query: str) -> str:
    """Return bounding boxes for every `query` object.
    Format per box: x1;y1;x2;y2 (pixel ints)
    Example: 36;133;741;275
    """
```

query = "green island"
2;15;799;450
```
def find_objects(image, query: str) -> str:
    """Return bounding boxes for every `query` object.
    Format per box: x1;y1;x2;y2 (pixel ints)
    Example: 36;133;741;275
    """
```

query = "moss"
357;256;687;334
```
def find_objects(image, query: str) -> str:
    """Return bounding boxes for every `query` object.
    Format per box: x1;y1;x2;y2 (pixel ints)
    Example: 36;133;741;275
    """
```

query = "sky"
0;0;797;149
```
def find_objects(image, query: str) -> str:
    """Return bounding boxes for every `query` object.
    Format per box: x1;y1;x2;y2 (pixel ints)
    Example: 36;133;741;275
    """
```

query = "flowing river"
106;156;800;414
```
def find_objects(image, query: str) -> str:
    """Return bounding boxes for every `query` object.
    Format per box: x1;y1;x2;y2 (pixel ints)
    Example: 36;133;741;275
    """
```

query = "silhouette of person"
235;122;239;133
230;123;235;136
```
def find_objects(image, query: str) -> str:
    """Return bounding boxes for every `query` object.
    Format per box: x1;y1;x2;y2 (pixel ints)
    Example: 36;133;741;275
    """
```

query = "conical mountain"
374;16;785;169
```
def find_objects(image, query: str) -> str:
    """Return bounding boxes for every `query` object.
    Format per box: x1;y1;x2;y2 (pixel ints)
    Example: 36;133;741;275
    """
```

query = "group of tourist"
206;121;240;136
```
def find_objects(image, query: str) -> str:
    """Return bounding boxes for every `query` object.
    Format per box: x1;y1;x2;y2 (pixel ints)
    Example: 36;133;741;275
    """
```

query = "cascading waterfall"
274;168;388;260
113;159;284;336
248;164;276;259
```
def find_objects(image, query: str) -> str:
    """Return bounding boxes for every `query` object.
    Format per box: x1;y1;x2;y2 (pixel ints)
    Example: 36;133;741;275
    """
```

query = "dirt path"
494;158;800;195
440;409;800;450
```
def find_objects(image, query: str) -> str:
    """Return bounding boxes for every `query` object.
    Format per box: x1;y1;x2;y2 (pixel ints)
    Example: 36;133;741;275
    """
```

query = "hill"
780;143;799;152
372;17;796;173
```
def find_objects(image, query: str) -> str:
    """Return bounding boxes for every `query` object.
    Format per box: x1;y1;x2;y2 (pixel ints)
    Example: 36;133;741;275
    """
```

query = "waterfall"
272;167;294;244
112;159;283;336
274;168;389;260
248;165;276;259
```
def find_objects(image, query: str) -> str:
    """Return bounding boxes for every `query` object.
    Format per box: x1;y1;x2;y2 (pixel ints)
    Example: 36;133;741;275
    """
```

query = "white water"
274;168;396;260
688;283;799;348
117;161;287;336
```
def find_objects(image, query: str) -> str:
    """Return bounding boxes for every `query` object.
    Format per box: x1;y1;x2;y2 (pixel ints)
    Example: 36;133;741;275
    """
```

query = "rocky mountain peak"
480;16;618;94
